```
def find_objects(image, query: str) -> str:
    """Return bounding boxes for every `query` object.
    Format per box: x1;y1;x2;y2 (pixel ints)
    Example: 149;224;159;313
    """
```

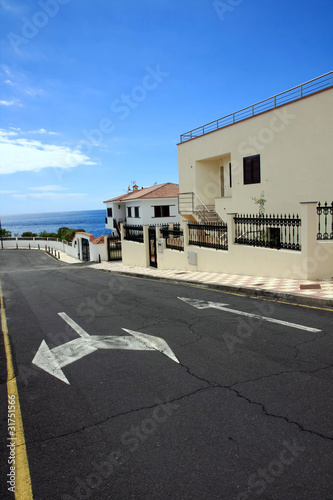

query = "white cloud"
0;99;23;107
29;185;68;191
5;79;15;86
0;130;96;174
0;129;19;137
0;190;16;194
27;128;60;135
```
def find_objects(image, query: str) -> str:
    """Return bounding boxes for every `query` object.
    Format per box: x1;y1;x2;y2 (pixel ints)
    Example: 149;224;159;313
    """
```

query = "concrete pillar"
300;202;318;279
227;213;238;250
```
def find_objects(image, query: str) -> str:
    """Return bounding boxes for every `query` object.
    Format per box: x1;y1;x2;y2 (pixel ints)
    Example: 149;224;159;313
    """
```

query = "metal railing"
123;225;144;243
234;214;301;251
160;227;184;251
188;223;228;250
317;202;333;240
178;192;226;224
180;72;333;142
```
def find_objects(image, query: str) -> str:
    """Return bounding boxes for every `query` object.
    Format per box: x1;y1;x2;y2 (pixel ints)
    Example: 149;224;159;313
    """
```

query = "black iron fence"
123;225;144;243
317;202;333;240
234;214;301;251
188;223;228;250
160;227;184;251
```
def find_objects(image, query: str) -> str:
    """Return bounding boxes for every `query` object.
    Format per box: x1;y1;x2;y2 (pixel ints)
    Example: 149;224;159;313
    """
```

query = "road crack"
23;387;213;446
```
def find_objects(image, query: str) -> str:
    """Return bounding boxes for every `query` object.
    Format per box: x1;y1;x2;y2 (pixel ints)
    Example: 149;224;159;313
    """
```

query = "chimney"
133;184;138;191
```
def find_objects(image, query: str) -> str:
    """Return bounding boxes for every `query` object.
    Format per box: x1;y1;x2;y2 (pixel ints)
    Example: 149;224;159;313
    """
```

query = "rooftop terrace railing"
180;71;333;143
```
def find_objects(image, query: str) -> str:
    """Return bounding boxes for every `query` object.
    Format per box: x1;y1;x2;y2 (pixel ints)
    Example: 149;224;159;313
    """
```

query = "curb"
93;268;333;309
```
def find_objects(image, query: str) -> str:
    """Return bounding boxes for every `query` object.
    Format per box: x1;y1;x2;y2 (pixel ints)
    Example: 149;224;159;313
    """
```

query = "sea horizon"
0;209;110;239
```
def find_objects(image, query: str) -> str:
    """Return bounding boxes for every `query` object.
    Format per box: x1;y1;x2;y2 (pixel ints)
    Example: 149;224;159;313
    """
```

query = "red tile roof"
104;183;179;203
74;232;105;244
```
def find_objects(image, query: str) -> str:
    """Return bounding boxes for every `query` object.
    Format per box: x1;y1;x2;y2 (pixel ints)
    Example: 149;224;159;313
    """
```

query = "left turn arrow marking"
32;313;179;385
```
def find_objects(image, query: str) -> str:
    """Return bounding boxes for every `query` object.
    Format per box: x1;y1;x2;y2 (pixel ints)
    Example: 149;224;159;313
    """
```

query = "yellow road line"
0;281;33;499
250;295;333;312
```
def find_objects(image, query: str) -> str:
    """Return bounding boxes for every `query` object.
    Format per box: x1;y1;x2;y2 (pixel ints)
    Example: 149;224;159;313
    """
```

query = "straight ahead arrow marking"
178;297;321;333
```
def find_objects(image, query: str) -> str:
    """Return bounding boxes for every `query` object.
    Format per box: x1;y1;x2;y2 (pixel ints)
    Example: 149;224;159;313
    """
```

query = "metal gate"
82;238;90;261
148;227;157;268
108;238;122;261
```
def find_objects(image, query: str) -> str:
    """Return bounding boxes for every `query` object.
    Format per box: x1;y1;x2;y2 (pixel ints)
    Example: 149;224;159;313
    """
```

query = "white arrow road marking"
178;297;321;333
58;312;91;339
32;314;179;385
123;329;180;364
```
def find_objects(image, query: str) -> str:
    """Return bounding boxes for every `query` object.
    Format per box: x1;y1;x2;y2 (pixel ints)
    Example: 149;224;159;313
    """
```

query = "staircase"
194;204;224;224
178;192;226;225
113;218;121;239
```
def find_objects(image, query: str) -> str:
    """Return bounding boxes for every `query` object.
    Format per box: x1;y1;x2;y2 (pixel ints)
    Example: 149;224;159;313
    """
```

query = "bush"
0;228;12;237
57;227;85;242
21;232;38;237
39;230;58;238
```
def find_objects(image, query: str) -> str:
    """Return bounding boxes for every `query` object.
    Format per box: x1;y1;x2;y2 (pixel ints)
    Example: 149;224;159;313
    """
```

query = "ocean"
1;210;110;238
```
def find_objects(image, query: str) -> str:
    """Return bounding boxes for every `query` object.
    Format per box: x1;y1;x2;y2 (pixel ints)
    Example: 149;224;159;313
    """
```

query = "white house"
104;183;180;236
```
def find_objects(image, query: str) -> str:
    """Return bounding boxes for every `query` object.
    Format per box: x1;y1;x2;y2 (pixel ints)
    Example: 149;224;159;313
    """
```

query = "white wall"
110;197;180;227
2;236;107;262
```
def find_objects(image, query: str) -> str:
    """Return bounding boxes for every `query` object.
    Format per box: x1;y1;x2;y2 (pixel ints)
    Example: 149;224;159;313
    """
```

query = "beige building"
120;73;333;279
177;72;333;222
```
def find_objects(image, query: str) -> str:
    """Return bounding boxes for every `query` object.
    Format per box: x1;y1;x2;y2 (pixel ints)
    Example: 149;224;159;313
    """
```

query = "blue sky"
0;0;332;215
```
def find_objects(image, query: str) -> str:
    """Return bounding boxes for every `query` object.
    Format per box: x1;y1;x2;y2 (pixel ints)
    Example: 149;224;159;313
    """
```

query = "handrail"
180;71;333;143
178;191;226;225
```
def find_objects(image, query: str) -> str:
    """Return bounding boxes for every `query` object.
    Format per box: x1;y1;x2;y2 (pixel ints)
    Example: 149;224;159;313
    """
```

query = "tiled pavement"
88;261;333;307
9;248;333;306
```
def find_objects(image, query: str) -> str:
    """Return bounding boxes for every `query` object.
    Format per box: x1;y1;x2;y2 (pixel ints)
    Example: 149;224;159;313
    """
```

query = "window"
107;207;112;218
134;206;140;218
243;155;261;184
229;163;232;188
154;205;170;218
127;207;132;218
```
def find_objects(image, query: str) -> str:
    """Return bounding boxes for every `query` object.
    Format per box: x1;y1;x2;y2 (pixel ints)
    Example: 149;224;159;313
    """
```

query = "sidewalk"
88;261;333;308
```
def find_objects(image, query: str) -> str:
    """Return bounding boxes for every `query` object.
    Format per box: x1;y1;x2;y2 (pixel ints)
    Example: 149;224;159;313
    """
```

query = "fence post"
143;225;150;266
300;202;318;279
227;213;237;249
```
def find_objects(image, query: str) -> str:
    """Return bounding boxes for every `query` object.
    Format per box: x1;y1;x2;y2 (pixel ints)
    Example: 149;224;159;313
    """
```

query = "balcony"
180;71;333;143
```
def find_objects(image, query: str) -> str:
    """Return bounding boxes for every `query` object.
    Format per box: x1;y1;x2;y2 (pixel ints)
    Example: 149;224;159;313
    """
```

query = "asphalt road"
0;250;332;500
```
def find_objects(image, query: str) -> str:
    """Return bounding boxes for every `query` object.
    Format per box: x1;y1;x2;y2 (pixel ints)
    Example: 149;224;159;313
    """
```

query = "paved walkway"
88;261;333;307
10;248;333;307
